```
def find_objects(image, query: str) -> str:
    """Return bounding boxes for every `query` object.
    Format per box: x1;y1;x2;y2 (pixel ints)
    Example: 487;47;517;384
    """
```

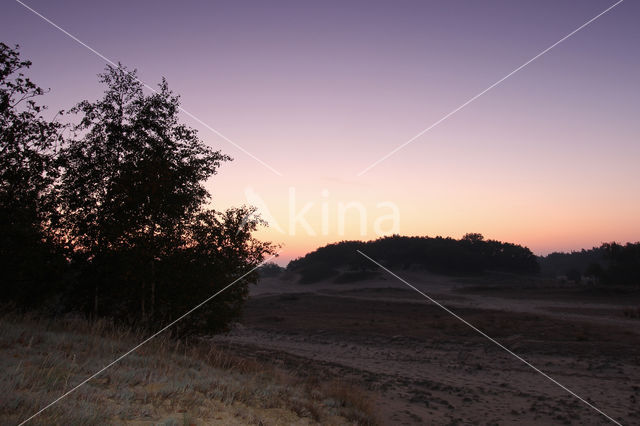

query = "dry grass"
0;312;378;425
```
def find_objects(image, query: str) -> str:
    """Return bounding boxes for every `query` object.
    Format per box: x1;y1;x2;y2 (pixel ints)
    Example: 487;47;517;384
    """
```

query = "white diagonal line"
15;0;283;176
357;0;624;176
18;252;280;426
356;250;622;425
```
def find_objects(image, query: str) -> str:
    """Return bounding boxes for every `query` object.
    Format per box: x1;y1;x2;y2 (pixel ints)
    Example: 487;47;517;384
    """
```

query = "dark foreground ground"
213;272;640;425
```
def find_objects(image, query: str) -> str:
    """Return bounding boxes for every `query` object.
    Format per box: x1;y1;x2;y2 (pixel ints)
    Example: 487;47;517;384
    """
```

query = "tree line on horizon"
539;243;640;286
0;43;275;333
287;233;540;284
287;236;640;286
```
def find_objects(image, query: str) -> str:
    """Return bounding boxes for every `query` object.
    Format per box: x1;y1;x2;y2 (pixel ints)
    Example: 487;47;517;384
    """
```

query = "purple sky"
2;0;639;263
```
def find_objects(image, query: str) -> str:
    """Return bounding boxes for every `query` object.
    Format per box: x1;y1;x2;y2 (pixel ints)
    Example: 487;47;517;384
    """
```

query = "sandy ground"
212;272;640;425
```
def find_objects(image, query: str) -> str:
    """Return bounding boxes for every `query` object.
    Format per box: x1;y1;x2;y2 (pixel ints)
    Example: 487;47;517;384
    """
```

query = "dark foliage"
287;234;539;283
0;46;275;333
0;43;66;309
601;242;640;286
257;261;285;278
538;247;606;278
54;65;275;332
538;243;640;286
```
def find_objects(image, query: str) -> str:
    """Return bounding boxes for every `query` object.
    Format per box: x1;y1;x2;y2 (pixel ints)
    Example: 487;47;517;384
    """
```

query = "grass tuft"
0;310;378;425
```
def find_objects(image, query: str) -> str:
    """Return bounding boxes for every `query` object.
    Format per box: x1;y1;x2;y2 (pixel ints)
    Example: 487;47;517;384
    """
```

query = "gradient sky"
2;0;639;265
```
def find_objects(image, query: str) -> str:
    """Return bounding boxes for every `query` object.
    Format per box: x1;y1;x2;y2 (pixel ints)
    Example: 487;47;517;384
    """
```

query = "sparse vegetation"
0;311;378;425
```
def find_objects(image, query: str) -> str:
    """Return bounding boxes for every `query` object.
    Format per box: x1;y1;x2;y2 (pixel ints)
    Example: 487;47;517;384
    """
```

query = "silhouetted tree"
163;206;275;334
602;242;640;286
1;47;276;332
462;233;484;243
0;43;64;308
57;65;275;330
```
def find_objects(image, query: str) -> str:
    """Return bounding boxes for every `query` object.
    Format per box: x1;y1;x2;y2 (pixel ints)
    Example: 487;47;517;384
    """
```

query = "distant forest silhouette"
287;234;539;284
288;236;640;286
539;243;640;286
0;43;275;333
